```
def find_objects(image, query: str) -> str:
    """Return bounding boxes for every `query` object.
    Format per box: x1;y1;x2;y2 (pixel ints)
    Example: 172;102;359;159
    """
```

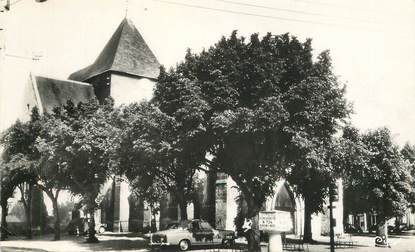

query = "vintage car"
149;219;235;251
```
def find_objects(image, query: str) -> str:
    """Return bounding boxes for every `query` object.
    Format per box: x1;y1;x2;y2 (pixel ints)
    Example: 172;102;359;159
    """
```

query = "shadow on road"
1;247;47;252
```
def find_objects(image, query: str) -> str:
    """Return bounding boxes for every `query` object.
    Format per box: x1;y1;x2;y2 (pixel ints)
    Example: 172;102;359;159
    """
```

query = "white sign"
259;210;293;232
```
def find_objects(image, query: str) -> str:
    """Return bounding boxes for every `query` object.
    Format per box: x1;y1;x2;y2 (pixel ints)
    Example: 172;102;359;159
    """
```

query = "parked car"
344;223;363;234
388;224;407;233
149;219;235;251
387;225;396;233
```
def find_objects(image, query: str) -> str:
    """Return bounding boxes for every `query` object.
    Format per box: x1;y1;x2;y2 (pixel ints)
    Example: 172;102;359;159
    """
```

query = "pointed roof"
30;75;95;114
68;18;160;82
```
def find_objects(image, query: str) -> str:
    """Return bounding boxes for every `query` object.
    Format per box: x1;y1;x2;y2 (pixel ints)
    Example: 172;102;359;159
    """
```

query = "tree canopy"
154;31;350;249
35;99;118;242
343;127;413;224
0;111;41;239
114;102;206;220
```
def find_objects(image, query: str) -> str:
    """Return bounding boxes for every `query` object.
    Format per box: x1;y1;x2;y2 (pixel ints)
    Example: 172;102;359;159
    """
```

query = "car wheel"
179;239;191;251
222;239;233;247
98;226;106;234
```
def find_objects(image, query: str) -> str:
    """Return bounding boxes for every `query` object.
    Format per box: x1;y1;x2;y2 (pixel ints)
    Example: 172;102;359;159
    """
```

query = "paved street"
0;234;149;252
305;232;415;252
1;232;415;252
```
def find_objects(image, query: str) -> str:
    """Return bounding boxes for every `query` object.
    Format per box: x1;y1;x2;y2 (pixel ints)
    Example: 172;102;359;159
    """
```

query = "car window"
168;222;188;230
192;222;201;231
167;223;179;229
200;221;213;230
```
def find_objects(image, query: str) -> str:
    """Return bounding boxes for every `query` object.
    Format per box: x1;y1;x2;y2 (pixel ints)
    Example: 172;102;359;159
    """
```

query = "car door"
200;221;221;244
189;221;214;245
190;221;205;245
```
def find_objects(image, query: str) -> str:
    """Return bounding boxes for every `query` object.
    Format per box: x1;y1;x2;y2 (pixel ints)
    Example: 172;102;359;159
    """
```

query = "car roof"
167;219;206;226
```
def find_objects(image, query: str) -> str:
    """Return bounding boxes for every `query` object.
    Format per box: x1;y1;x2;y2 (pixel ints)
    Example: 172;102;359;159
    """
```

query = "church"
20;18;344;237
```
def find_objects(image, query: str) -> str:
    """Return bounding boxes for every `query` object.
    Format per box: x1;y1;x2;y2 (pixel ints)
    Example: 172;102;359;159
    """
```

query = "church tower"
68;18;160;105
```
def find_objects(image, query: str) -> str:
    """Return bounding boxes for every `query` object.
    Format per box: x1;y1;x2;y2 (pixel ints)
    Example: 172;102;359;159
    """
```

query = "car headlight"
152;234;167;243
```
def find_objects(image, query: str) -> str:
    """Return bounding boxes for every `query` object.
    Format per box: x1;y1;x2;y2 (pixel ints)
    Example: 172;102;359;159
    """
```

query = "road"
1;232;415;251
1;248;47;252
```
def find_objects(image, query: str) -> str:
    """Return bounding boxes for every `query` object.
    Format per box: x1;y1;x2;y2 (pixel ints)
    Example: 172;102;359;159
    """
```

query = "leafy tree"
1;108;68;240
401;143;415;164
330;126;371;232
35;110;79;240
1;159;16;240
345;128;413;237
286;135;344;242
36;99;119;242
401;143;415;205
115;102;205;220
155;32;349;249
362;128;413;222
1;118;39;239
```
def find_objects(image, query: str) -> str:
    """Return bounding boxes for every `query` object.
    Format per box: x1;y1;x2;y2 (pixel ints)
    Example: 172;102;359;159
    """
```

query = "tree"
155;32;350;250
115;102;205;220
36;99;119;242
1;159;16;240
401;143;415;206
0;118;39;239
1;108;68;240
34;114;73;241
337;127;369;222
344;128;413;238
401;143;415;164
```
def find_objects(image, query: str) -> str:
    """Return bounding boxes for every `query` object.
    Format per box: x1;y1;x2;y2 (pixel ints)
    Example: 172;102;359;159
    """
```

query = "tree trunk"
376;219;388;242
204;171;217;227
25;203;32;239
177;194;188;221
86;209;99;243
245;198;261;252
394;217;401;234
231;174;261;252
20;184;33;240
303;195;313;243
1;203;8;241
192;192;201;219
38;186;61;240
51;197;60;241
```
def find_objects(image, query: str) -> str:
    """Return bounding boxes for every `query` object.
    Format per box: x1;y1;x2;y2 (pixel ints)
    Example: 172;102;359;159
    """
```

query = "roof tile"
68;18;160;81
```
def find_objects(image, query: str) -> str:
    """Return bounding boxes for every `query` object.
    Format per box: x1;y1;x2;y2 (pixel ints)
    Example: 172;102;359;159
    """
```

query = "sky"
1;0;415;146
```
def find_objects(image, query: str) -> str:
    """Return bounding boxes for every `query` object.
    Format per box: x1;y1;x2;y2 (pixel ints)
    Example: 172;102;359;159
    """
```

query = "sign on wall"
259;210;293;232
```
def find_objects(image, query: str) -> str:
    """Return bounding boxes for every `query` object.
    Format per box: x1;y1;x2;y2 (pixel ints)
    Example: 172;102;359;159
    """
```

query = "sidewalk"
0;234;149;252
